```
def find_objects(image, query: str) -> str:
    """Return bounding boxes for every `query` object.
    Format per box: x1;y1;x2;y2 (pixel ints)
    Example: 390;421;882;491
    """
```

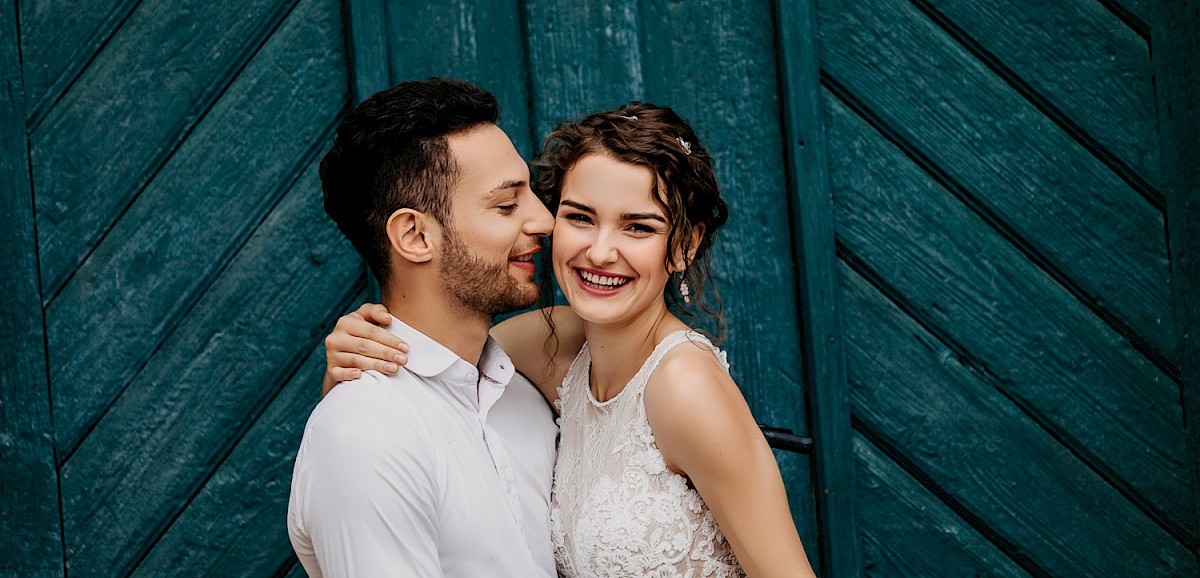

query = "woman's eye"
563;213;592;225
628;223;656;234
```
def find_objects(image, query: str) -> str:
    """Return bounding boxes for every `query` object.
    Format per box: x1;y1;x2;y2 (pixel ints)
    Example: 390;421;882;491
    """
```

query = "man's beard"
439;227;540;317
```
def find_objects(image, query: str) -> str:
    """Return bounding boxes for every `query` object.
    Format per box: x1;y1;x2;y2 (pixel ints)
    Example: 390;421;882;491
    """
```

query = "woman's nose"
586;233;618;265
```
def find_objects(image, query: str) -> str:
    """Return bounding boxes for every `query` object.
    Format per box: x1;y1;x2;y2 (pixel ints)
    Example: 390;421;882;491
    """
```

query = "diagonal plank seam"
122;281;367;578
1095;0;1151;41
39;0;304;307
55;114;341;469
850;416;1054;578
820;71;1181;385
836;238;1195;549
906;0;1163;212
23;0;143;134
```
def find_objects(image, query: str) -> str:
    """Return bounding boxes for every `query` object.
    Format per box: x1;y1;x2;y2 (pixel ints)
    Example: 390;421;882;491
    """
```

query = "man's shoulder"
305;370;435;439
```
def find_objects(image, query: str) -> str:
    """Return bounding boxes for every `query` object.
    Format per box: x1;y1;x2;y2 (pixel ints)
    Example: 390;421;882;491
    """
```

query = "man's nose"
523;195;555;237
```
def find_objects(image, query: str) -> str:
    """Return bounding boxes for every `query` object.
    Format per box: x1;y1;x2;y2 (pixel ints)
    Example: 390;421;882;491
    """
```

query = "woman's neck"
582;300;689;402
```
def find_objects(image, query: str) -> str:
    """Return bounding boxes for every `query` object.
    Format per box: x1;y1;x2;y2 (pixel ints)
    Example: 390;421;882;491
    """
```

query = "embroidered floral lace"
550;331;744;577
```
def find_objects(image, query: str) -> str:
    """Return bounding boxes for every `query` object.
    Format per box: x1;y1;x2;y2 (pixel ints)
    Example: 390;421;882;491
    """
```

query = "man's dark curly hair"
320;78;499;282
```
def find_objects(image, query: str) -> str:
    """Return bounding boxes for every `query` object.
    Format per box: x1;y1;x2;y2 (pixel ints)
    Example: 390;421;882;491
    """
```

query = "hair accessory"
622;115;638;120
679;274;691;304
676;136;692;155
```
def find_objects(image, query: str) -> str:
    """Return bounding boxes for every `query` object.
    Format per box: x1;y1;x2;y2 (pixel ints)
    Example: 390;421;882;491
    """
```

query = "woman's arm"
644;344;818;578
322;303;587;404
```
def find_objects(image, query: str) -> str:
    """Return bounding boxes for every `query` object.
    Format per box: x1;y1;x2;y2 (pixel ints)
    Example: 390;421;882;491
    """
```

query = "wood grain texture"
635;0;821;549
0;2;62;575
523;0;644;136
826;93;1192;543
840;263;1196;576
382;0;534;156
346;0;388;102
29;0;298;300
59;157;360;576
17;0;138;128
818;0;1174;373
774;1;858;575
127;336;341;577
852;435;1032;578
45;0;346;456
1153;0;1200;558
919;0;1159;190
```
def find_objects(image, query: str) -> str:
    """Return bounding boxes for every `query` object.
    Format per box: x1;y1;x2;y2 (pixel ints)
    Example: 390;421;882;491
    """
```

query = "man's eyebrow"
487;179;527;196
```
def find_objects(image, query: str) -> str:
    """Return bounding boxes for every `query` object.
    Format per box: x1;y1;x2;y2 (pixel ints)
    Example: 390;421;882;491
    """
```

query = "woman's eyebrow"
622;212;666;223
559;200;594;213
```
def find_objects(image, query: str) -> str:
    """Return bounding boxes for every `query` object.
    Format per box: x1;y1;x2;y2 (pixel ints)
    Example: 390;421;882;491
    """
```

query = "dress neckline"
582;330;700;408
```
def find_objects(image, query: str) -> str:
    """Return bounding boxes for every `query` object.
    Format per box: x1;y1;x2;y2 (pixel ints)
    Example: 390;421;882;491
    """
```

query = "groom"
287;78;558;577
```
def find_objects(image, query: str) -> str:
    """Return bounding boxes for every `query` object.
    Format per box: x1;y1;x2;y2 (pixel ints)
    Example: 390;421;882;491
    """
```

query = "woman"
324;103;817;577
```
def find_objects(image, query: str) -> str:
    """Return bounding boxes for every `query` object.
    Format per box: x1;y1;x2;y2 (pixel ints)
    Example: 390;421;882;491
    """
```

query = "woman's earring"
679;274;691;304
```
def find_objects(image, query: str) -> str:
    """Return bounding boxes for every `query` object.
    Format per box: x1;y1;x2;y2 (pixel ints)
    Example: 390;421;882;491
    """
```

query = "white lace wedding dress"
550;330;745;577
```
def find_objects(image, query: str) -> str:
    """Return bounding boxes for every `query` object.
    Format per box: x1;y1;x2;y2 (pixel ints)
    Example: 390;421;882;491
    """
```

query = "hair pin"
676;137;692;155
622;115;638;120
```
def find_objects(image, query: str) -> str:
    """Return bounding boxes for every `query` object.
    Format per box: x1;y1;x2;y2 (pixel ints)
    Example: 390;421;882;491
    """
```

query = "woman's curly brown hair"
533;101;729;341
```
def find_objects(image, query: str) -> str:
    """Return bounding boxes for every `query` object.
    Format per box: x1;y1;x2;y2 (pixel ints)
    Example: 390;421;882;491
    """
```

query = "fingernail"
398;342;410;352
351;370;361;379
394;354;407;364
385;363;399;373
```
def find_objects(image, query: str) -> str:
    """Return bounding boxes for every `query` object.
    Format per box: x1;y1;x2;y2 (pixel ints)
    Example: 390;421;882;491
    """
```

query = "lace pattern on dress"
550;331;744;577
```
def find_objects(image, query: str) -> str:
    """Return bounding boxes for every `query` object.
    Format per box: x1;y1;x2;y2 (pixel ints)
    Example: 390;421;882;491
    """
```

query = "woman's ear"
670;225;705;273
386;209;439;264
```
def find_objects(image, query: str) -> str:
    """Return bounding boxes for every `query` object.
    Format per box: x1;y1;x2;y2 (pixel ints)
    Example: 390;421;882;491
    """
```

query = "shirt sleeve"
288;397;443;578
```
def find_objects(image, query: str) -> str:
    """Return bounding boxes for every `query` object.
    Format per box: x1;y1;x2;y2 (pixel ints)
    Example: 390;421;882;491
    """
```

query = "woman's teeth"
579;270;630;289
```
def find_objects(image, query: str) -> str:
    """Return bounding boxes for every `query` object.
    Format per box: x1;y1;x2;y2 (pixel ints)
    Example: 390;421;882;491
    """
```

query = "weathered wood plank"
826;93;1193;544
30;0;298;300
919;0;1158;190
345;0;388;103
17;0;138;128
523;0;643;137
1153;0;1200;560
59;157;361;576
384;0;534;156
45;0;346;456
773;1;858;574
840;262;1197;577
852;435;1032;578
818;0;1174;374
0;2;62;575
128;332;347;577
635;0;821;552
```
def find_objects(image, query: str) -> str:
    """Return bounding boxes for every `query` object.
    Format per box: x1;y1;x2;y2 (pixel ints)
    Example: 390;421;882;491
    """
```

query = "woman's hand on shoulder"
644;344;817;578
323;303;410;396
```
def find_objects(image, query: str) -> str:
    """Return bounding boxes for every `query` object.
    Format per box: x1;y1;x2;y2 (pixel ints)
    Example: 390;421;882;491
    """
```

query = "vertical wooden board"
826;95;1192;541
17;0;137;126
774;1;858;574
818;0;1174;366
44;0;347;456
128;337;338;577
840;264;1196;577
852;436;1032;578
384;0;534;155
920;0;1158;189
1153;0;1200;554
635;0;820;551
29;0;298;299
522;0;644;136
59;162;362;576
0;3;62;576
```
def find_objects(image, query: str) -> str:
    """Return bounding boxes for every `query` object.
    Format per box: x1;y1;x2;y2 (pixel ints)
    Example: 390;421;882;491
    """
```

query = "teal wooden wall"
2;0;1196;576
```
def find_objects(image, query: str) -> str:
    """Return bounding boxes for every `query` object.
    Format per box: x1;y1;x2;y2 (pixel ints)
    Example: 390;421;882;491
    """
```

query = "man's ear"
386;209;439;264
670;225;705;273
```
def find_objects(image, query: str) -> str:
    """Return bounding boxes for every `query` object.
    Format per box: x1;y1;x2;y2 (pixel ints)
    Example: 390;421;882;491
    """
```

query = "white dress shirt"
288;317;558;577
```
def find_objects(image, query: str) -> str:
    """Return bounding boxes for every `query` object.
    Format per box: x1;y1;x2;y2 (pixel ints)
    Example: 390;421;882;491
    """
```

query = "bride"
324;102;817;577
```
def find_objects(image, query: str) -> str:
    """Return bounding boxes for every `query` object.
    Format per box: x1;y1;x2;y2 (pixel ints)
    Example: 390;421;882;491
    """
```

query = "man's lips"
509;246;540;272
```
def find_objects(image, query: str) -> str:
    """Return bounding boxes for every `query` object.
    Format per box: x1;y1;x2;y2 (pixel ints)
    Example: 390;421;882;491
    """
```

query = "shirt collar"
385;316;516;387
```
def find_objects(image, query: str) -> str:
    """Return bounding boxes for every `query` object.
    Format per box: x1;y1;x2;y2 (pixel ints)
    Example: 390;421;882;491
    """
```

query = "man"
287;78;558;577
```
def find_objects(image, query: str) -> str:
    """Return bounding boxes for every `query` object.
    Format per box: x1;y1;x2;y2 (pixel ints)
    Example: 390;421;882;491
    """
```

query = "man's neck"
382;283;492;367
